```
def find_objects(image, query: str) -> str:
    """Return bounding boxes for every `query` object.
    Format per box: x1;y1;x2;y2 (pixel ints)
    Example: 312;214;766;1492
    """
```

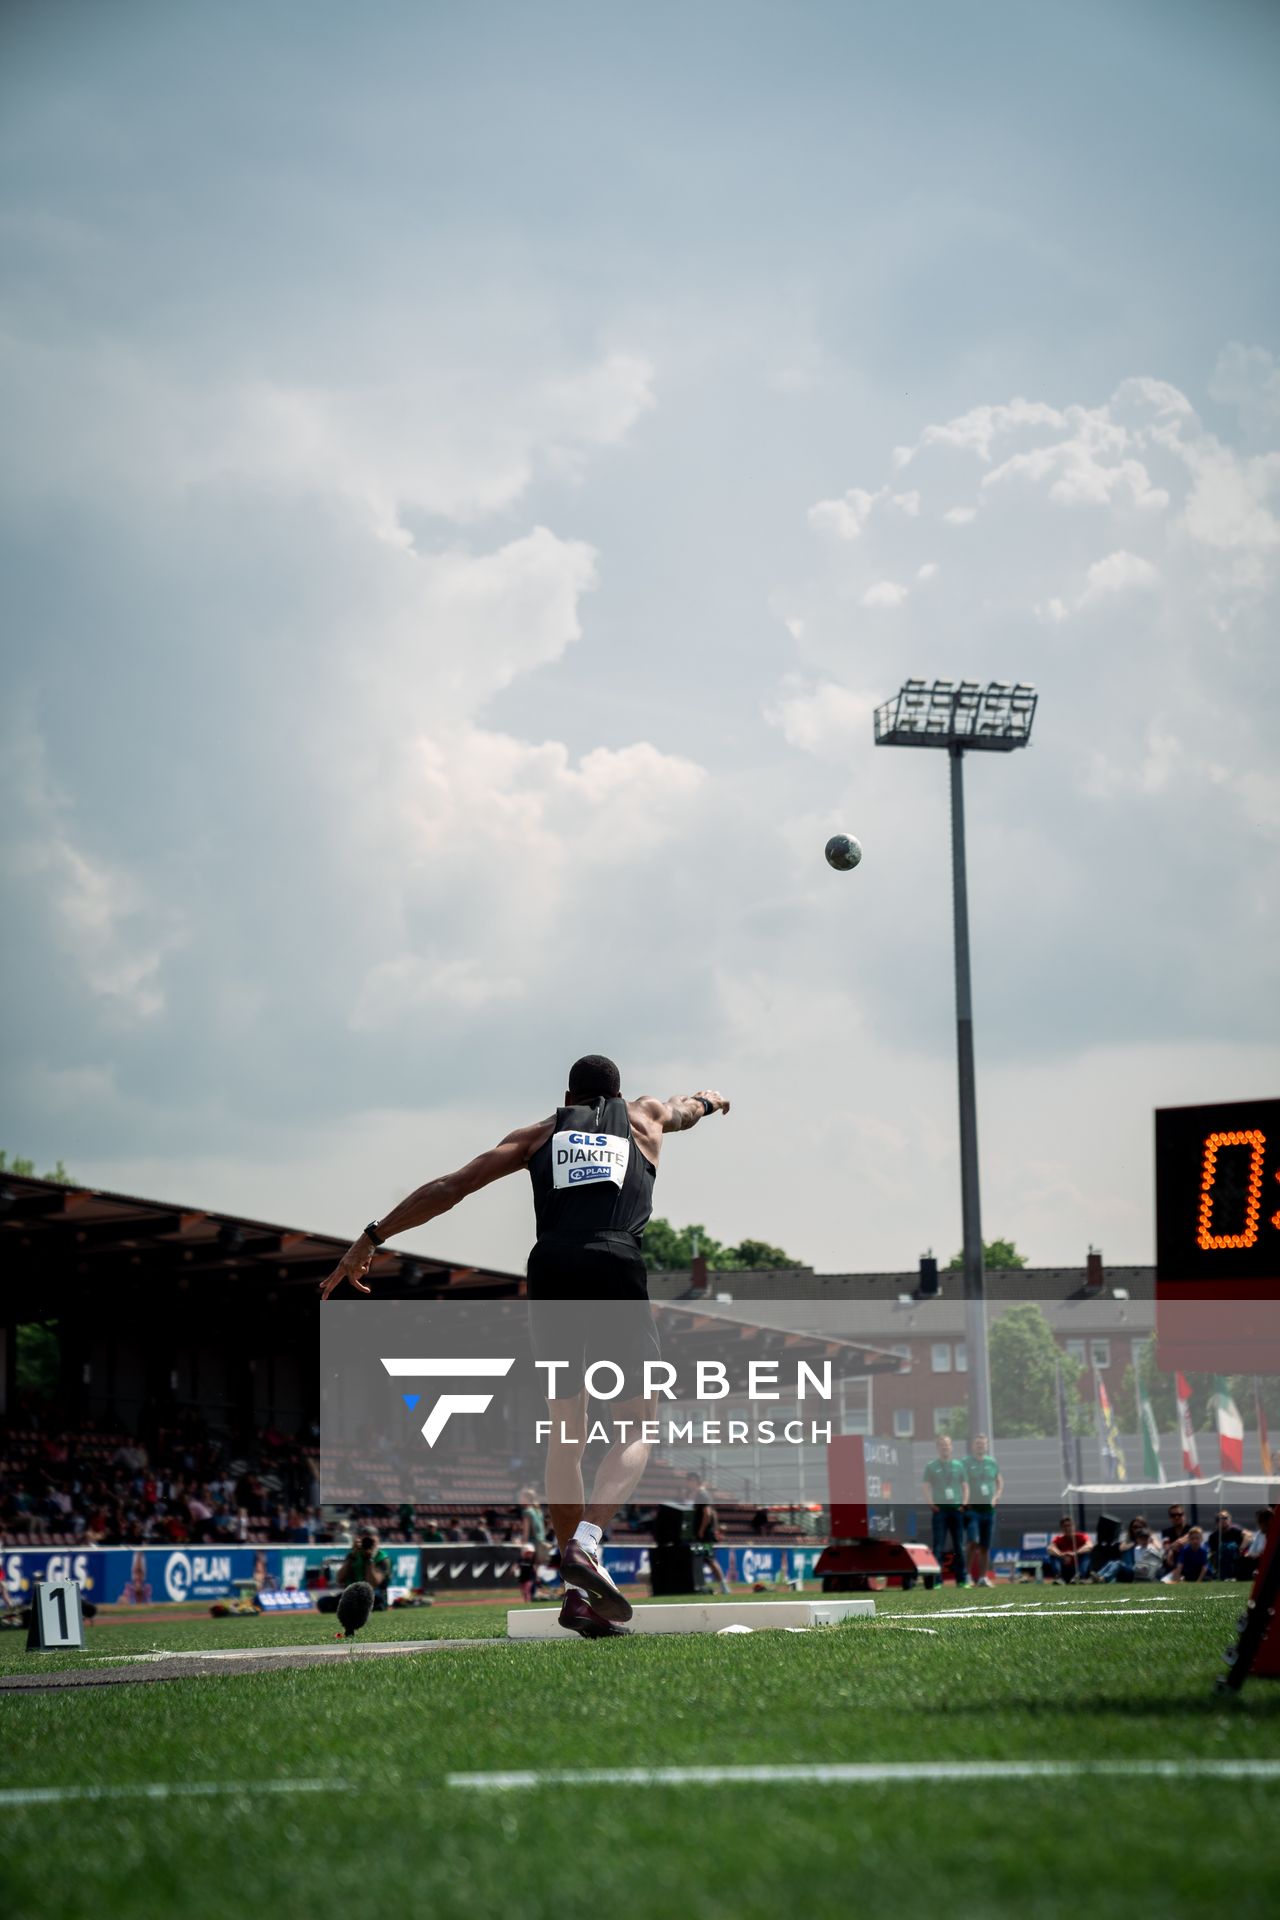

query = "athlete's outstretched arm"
640;1089;731;1133
319;1117;552;1300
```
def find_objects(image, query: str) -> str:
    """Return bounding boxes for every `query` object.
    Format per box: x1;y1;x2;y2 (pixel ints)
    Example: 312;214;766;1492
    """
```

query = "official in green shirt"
962;1434;1004;1586
923;1435;970;1587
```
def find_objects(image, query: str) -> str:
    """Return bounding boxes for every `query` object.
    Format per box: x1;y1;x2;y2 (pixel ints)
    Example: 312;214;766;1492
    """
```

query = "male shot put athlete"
320;1055;729;1638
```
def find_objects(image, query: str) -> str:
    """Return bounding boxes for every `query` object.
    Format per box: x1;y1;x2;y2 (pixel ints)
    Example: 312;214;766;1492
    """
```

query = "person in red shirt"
1047;1515;1092;1583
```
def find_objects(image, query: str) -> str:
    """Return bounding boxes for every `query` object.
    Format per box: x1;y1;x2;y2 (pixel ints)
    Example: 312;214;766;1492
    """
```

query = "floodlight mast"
873;680;1038;1447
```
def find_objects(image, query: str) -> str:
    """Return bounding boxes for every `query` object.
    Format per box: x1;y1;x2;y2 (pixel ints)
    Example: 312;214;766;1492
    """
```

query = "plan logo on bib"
552;1129;630;1189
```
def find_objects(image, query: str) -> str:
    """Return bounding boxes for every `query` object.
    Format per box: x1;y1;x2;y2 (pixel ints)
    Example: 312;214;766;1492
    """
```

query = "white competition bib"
551;1128;631;1191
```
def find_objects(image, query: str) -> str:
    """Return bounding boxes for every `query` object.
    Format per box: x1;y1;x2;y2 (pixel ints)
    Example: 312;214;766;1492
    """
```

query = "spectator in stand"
961;1433;1003;1587
1243;1508;1271;1564
1206;1510;1245;1581
1163;1524;1210;1583
1046;1515;1091;1583
923;1435;970;1588
186;1493;213;1541
1095;1517;1164;1583
750;1508;773;1538
1161;1504;1191;1570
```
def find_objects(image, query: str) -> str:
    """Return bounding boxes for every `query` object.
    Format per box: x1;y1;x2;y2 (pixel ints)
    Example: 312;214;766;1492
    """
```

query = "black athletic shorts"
526;1233;660;1400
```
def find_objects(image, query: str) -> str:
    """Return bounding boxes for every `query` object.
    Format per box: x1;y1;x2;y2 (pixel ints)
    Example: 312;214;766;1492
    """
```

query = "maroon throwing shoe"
559;1539;634;1622
558;1588;631;1639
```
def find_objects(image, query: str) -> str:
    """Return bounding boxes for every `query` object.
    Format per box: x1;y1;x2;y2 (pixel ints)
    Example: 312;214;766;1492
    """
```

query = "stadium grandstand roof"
0;1172;526;1314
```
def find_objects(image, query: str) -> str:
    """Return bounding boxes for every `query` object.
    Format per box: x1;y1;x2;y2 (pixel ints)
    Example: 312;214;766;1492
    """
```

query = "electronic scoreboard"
1155;1097;1280;1371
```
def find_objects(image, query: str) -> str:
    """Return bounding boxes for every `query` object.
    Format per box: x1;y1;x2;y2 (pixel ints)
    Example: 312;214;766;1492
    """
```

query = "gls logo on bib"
552;1129;630;1190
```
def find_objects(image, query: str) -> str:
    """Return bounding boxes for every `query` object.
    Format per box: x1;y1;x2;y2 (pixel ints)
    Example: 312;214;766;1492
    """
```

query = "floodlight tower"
874;679;1038;1443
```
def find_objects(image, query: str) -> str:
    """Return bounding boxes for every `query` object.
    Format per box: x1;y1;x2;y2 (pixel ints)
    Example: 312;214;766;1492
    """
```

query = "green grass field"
2;1584;1277;1920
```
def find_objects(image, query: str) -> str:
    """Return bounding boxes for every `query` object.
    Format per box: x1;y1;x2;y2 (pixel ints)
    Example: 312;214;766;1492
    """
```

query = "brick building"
648;1256;1155;1443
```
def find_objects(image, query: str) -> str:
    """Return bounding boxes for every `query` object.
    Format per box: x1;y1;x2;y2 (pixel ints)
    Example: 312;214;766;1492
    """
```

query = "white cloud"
1079;549;1159;600
783;360;1278;1173
1;336;656;542
983;441;1168;512
943;505;977;525
860;580;908;608
916;561;938;581
899;397;1068;465
891;490;920;516
1179;446;1280;553
808;485;884;540
1;724;185;1020
766;680;877;756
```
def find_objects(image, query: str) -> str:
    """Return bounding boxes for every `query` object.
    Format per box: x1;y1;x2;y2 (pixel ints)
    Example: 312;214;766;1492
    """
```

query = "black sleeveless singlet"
527;1095;656;1250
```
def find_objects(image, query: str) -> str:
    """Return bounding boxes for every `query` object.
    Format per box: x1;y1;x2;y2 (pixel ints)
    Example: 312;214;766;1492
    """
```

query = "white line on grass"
447;1760;1280;1791
9;1759;1277;1810
0;1781;331;1808
876;1605;1187;1620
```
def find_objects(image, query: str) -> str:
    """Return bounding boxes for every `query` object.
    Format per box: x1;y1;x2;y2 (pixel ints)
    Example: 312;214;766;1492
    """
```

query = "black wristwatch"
699;1097;715;1116
363;1220;386;1248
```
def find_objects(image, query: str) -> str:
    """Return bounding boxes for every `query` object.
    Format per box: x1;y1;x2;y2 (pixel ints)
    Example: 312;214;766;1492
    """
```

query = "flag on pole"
1212;1377;1244;1475
1096;1369;1127;1482
1256;1379;1274;1478
1055;1359;1075;1492
1176;1372;1202;1479
1138;1382;1165;1484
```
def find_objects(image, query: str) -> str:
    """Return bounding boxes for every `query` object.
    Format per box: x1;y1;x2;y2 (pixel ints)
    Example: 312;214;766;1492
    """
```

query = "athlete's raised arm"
653;1089;730;1131
627;1090;730;1166
319;1115;554;1300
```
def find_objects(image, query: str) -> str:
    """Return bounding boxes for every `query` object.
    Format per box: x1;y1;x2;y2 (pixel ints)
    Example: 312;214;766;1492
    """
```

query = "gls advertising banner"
2;1546;254;1604
2;1547;103;1599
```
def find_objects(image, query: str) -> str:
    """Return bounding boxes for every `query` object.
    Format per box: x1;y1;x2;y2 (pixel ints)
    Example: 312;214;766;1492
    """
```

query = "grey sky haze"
2;0;1278;1278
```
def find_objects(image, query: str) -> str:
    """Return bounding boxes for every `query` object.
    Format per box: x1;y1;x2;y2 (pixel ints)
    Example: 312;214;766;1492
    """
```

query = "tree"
0;1151;74;1184
988;1302;1085;1438
16;1322;60;1398
946;1237;1027;1272
641;1219;803;1273
932;1405;969;1441
723;1237;801;1270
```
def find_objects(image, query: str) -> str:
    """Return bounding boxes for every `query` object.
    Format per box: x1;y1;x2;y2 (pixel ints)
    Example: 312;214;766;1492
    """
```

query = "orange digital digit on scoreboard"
1155;1097;1280;1372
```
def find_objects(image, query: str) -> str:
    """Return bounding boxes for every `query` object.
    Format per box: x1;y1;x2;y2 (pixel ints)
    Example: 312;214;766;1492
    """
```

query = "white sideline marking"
10;1758;1277;1811
447;1759;1280;1792
9;1758;1278;1812
878;1605;1187;1620
0;1780;330;1808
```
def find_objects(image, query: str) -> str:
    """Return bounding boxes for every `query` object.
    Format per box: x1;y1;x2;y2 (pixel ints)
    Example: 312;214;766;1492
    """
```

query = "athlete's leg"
556;1392;651;1625
584;1394;657;1531
545;1387;588;1558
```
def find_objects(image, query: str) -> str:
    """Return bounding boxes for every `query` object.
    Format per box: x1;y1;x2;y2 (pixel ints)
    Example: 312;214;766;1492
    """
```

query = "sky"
2;0;1278;1278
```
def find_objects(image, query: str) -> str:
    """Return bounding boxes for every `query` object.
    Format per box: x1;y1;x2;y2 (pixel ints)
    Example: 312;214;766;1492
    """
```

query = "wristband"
364;1220;386;1248
700;1097;714;1116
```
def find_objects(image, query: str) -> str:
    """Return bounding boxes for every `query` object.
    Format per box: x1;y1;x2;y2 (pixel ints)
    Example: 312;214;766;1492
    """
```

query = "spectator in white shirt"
1244;1509;1271;1560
